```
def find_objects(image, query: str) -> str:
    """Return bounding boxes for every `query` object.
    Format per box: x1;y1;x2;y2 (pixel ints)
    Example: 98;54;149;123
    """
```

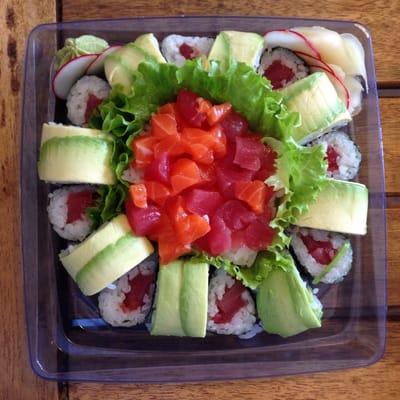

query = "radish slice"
86;45;122;75
308;65;350;109
52;54;98;99
341;33;368;88
294;51;351;109
264;29;322;59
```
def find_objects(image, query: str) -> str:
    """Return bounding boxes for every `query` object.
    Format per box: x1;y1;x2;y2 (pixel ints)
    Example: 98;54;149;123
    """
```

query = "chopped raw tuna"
326;145;340;172
144;152;170;185
66;190;94;223
185;189;223;216
128;89;277;262
125;200;161;236
212;281;247;324
301;234;336;265
216;200;256;231
207;216;232;256
121;272;155;312
84;94;103;123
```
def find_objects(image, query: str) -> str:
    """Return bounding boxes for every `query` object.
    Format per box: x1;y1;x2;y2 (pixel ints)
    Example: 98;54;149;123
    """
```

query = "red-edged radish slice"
341;33;367;87
86;45;122;75
313;63;363;115
264;29;322;59
52;54;98;99
293;51;351;109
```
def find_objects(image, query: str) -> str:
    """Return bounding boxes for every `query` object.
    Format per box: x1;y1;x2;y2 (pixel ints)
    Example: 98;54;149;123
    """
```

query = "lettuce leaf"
192;249;294;290
265;137;328;251
86;184;127;229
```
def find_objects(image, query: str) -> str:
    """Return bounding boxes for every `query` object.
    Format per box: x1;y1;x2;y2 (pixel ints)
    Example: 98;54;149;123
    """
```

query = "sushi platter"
21;16;386;382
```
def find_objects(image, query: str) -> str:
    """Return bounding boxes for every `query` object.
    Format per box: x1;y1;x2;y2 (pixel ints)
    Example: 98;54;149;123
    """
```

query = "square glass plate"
21;16;386;383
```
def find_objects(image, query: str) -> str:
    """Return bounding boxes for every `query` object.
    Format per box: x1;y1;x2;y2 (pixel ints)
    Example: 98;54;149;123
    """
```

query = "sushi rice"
66;75;110;126
223;246;258;267
161;35;214;67
207;270;256;335
311;131;361;180
290;227;353;284
47;185;94;241
98;259;156;327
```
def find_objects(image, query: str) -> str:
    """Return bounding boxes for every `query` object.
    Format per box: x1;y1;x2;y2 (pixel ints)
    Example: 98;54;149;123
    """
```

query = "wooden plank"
388;208;400;306
68;320;398;400
0;0;58;399
381;98;400;195
60;0;400;84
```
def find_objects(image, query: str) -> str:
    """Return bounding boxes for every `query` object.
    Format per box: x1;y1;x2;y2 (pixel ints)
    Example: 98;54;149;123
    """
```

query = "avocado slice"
60;214;131;279
208;32;231;70
151;259;209;337
180;261;209;337
75;232;154;296
295;179;368;235
257;257;323;337
312;241;351;284
133;33;166;64
38;135;115;184
281;72;351;144
151;260;186;336
40;123;106;146
104;34;166;93
208;31;264;69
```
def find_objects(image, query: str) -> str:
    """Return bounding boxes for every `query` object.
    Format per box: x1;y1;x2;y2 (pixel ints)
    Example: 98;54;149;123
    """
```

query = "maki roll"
66;75;110;126
258;47;309;89
161;35;214;67
207;270;256;335
290;227;353;284
47;185;95;241
312;131;361;180
98;259;156;327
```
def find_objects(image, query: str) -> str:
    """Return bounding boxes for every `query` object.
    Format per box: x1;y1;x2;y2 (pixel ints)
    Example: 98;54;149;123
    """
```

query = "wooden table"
1;0;399;398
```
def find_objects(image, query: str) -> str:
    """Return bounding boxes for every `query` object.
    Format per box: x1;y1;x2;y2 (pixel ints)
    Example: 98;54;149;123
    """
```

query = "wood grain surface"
60;0;400;84
381;98;400;194
69;320;400;400
1;0;399;398
0;0;58;399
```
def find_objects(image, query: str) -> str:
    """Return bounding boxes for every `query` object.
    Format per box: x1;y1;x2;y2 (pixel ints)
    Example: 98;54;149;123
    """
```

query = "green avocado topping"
312;241;351;284
54;35;109;70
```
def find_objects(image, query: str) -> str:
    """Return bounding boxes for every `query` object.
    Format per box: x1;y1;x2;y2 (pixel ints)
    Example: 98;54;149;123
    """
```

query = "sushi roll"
47;185;95;241
98;258;156;327
207;270;256;335
258;47;309;89
290;227;353;284
161;35;214;67
66;75;110;126
311;131;361;180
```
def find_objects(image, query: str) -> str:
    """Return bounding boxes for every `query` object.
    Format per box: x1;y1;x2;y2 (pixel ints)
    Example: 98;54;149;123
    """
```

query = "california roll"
258;47;309;89
98;258;156;327
207;270;256;335
66;75;110;126
312;131;361;180
47;185;95;241
161;35;214;66
290;227;353;284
